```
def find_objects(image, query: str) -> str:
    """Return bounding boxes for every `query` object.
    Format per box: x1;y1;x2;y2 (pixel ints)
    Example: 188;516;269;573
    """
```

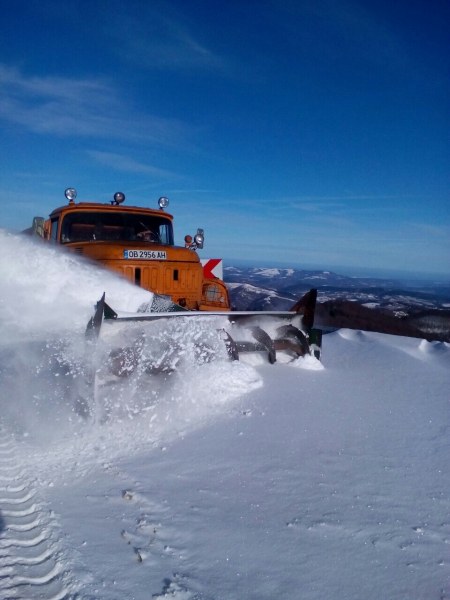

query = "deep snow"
0;228;449;600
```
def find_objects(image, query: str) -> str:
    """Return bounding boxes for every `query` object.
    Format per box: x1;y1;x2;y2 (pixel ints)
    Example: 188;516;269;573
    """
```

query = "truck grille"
111;264;201;294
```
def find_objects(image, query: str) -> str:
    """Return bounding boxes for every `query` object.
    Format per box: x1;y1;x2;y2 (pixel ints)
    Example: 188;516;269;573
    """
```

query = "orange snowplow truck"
27;188;231;311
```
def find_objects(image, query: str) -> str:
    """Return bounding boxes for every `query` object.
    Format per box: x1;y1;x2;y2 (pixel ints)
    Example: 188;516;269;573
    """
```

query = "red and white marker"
201;258;223;280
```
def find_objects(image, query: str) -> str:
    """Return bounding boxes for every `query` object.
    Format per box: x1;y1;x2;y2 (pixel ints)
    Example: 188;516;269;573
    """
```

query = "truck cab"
29;189;230;311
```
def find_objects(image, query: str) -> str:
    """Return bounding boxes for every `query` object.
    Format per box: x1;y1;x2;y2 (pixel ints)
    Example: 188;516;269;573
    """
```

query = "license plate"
123;249;167;260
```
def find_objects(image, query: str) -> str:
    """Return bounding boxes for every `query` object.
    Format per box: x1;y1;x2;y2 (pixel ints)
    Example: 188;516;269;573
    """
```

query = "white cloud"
87;150;178;178
105;3;226;72
407;222;450;240
0;64;188;144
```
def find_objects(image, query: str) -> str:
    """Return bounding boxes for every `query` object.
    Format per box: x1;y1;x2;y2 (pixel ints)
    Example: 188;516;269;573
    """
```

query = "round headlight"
114;192;125;204
65;188;77;201
158;196;169;209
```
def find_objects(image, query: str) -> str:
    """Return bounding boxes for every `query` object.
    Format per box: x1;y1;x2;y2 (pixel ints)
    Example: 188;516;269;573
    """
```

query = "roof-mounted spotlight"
65;188;77;204
158;196;169;210
113;192;125;205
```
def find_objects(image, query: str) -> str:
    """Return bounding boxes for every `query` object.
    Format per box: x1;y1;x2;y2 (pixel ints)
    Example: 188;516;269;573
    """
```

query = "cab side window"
50;219;59;242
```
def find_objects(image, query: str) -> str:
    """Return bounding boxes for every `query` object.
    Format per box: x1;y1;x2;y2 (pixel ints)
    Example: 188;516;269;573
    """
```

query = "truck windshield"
60;212;174;245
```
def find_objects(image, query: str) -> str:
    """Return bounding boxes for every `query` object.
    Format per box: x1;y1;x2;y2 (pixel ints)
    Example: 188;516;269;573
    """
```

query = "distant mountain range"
224;266;450;342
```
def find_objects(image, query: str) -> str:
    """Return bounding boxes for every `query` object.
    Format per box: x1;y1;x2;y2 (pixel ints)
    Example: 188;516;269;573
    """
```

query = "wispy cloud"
407;222;450;239
106;3;226;72
289;193;400;205
87;150;178;179
0;63;188;144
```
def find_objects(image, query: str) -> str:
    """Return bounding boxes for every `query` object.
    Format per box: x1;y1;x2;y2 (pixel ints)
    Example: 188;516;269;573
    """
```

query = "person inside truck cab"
137;230;159;242
136;225;160;242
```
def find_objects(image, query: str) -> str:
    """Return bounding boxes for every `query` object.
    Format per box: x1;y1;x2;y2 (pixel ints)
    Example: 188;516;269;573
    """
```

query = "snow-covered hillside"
225;265;450;314
1;229;449;600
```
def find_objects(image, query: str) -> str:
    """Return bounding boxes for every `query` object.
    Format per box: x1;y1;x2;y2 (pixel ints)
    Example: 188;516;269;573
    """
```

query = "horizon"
3;220;450;284
1;1;449;277
221;257;450;284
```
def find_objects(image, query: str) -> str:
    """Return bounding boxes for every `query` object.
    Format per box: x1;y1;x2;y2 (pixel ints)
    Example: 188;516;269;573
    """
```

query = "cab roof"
49;202;174;221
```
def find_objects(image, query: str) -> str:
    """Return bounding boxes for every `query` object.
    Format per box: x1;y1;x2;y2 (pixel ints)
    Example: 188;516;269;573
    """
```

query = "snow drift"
0;228;449;600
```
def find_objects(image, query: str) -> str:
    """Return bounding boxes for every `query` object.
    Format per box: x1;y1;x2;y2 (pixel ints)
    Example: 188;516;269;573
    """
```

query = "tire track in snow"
0;427;77;599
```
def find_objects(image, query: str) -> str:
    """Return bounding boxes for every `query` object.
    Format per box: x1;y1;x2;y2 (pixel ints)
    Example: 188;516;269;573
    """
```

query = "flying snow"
0;228;262;448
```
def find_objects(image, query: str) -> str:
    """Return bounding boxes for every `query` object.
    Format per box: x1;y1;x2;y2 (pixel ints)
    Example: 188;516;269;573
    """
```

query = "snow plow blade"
86;289;321;371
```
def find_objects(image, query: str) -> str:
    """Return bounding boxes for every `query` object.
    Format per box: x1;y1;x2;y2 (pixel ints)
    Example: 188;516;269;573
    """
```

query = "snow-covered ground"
0;229;449;599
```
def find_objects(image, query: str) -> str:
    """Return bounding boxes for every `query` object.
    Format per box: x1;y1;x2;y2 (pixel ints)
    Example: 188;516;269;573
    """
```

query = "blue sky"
0;0;449;278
